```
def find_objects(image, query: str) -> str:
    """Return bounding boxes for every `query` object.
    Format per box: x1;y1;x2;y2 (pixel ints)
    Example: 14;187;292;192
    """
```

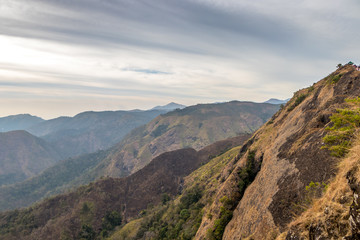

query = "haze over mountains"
0;115;44;132
0;103;186;158
0;103;186;188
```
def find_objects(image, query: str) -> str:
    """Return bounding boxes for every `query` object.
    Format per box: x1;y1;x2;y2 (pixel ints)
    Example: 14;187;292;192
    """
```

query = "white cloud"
0;0;359;118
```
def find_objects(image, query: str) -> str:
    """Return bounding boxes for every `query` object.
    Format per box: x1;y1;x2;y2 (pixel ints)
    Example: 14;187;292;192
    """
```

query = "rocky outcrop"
346;167;360;239
281;143;360;240
194;65;360;239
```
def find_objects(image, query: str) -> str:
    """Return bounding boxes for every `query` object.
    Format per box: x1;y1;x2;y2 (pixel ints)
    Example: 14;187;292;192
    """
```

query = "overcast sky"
1;0;359;119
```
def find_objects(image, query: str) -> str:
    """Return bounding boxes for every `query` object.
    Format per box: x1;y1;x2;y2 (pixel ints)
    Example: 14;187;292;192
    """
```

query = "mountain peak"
263;98;289;104
151;102;186;111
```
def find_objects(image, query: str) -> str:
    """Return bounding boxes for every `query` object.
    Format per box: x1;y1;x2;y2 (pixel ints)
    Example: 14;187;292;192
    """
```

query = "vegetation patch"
100;210;122;237
288;94;307;111
134;186;204;240
322;97;360;157
291;181;329;215
207;196;234;240
207;150;260;240
330;74;343;84
150;124;169;138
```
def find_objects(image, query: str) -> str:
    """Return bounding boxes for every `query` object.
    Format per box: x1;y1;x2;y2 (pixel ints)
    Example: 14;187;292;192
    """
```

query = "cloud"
0;0;359;118
122;68;172;75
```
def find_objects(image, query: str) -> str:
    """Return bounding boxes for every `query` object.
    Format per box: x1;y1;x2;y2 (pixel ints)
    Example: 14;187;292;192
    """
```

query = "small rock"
324;207;329;215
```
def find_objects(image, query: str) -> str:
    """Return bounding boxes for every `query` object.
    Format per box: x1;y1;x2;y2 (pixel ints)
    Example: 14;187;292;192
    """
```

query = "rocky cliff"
194;65;360;239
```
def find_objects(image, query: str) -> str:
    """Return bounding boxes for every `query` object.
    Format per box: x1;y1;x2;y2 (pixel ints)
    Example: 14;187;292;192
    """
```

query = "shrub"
161;193;170;205
330;74;342;84
207;196;234;240
100;210;122;237
150;124;168;138
78;224;95;240
179;186;202;210
288;94;307;111
180;209;190;220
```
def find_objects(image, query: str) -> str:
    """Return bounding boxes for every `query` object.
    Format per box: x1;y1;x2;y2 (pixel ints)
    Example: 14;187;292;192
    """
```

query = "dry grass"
278;135;360;239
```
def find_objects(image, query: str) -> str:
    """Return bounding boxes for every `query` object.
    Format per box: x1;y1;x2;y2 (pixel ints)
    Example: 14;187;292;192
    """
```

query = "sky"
1;0;360;119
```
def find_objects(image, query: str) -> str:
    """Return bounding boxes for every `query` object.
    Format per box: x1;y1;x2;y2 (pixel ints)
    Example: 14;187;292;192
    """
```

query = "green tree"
78;224;95;240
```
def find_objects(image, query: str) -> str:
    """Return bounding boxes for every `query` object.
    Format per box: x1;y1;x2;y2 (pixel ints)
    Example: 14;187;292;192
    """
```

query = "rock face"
347;168;360;239
282;140;360;240
194;65;360;239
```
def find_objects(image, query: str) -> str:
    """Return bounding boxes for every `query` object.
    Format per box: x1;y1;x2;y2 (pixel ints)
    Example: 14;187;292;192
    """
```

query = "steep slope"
27;109;166;158
0;130;61;186
0;101;277;211
0;135;249;240
0;114;44;132
193;65;360;239
280;135;360;239
91;101;279;179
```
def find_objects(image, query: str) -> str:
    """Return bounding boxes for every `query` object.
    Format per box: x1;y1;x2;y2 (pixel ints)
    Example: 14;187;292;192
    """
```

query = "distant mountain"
27;110;167;158
0;114;44;132
0;101;279;211
0;135;249;240
264;98;289;104
151;102;186;111
85;101;280;179
0;130;61;186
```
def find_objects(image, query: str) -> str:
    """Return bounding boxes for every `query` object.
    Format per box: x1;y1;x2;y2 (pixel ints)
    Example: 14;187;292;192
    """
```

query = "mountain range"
2;66;359;240
0;103;185;160
0;101;279;211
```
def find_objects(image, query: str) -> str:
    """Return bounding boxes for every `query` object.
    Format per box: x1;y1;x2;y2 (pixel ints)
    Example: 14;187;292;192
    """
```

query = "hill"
0;135;250;240
0;114;44;132
0;101;278;211
27;109;166;158
91;101;280;179
0;130;61;186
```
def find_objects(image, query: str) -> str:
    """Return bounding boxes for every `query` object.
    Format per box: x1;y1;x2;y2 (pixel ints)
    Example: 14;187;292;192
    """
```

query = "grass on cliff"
278;136;360;240
277;97;360;239
322;97;360;157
